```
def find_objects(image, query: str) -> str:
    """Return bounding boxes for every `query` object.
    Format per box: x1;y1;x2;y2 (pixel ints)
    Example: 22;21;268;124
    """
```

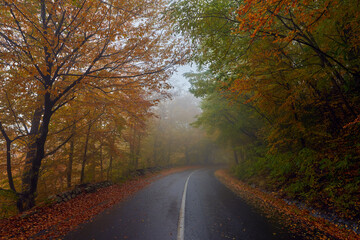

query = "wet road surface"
64;168;303;240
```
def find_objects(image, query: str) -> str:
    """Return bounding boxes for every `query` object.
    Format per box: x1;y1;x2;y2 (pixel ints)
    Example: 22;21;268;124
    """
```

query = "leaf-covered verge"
0;166;194;240
215;169;360;240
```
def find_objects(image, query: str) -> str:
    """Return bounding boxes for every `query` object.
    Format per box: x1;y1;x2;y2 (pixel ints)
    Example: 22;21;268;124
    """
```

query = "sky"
169;64;198;93
166;64;201;111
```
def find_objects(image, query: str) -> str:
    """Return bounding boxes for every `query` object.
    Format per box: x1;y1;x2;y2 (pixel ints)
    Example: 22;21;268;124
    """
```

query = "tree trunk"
100;144;103;181
307;81;343;131
107;155;113;181
233;149;239;165
6;141;16;192
90;146;96;182
301;30;357;118
80;123;92;184
0;122;16;192
67;124;76;188
19;98;52;211
17;0;55;211
135;134;141;169
129;125;137;167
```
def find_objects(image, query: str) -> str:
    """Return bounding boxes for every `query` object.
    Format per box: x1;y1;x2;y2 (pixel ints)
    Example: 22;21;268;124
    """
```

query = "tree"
0;0;184;211
172;0;360;217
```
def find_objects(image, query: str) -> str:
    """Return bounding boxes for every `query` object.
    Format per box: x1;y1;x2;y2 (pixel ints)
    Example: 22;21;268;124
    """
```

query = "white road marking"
177;170;197;240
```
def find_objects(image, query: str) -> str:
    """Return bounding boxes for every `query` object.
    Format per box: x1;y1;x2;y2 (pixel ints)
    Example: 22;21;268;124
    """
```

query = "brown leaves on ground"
215;169;359;240
0;167;193;240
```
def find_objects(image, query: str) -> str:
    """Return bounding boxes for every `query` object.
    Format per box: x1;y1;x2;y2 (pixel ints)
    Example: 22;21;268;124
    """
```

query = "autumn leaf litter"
215;169;360;240
0;167;193;240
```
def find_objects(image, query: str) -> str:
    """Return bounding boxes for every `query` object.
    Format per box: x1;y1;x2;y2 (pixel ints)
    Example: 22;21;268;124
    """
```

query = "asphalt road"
63;168;303;240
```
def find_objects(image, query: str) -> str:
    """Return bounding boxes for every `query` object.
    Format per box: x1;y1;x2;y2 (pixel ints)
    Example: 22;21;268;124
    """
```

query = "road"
63;168;303;240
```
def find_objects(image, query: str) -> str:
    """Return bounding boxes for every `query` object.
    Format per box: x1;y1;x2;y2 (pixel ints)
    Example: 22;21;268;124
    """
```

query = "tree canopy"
171;0;360;219
0;0;185;211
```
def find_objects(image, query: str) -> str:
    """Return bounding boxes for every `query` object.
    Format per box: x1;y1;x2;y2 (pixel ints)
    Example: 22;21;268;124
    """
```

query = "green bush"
232;146;360;219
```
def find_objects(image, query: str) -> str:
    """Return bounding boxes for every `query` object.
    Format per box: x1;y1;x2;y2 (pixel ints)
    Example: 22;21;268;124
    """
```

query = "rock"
49;181;113;204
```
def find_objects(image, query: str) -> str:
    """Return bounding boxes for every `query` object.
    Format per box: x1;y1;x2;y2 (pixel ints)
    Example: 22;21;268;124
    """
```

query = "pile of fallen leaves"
0;166;192;240
215;169;360;240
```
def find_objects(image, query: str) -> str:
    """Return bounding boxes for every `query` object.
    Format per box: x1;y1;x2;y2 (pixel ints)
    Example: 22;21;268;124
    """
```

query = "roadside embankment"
0;166;195;240
215;169;359;240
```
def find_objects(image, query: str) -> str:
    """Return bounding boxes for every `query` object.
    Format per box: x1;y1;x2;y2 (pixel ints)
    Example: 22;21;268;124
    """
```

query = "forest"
171;0;360;222
0;0;359;230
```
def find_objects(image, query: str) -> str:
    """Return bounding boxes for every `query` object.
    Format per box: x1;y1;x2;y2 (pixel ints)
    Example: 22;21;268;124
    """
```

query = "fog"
138;64;232;167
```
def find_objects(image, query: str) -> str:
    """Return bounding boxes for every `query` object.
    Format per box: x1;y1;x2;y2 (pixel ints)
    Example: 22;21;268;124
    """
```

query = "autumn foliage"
172;0;360;224
0;0;185;213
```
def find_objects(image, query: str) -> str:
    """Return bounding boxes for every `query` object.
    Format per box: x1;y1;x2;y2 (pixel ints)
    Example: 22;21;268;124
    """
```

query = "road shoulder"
215;169;359;240
0;166;195;240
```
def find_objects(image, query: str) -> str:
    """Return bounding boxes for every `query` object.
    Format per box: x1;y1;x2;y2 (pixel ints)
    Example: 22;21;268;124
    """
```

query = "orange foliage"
0;0;185;211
